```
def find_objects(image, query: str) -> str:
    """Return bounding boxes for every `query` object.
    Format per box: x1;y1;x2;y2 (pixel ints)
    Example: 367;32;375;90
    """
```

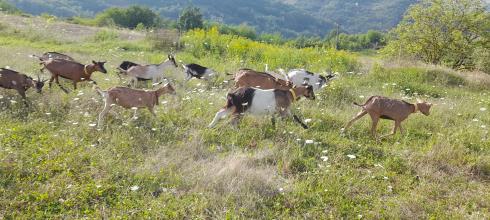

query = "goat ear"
92;60;97;64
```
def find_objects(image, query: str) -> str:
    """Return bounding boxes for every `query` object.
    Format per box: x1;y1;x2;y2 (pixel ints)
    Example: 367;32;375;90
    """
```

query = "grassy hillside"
0;13;489;218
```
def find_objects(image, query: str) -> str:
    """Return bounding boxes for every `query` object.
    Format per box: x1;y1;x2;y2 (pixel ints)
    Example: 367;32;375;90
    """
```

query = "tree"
0;0;21;14
383;0;490;70
95;6;161;29
178;6;204;31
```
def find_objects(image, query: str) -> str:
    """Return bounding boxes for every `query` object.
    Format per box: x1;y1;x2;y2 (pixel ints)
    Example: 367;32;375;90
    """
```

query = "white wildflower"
130;185;139;191
320;156;329;162
480;108;487;112
305;140;314;144
347;154;356;159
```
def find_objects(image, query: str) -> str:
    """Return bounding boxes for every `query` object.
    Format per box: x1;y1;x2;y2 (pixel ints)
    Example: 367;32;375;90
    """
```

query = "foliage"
181;27;360;72
177;6;203;32
0;0;20;14
383;0;490;71
94;6;162;29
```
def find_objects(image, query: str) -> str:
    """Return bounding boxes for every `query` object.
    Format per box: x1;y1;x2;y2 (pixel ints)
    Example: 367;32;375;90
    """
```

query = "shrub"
94;6;161;29
181;27;359;73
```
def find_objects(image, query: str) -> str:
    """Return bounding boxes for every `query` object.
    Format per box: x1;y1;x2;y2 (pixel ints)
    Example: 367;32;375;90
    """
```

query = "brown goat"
40;59;107;93
230;69;293;90
342;96;433;138
32;52;75;62
95;83;176;126
0;68;46;103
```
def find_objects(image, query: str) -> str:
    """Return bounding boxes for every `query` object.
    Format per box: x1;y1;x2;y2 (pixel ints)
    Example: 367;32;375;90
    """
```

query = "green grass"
0;14;489;219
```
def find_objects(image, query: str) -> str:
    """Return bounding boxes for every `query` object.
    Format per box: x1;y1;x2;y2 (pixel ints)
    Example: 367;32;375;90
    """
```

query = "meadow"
0;13;489;219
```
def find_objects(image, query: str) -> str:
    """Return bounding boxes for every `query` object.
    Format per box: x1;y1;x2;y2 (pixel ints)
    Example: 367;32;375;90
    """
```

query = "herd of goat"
0;52;433;138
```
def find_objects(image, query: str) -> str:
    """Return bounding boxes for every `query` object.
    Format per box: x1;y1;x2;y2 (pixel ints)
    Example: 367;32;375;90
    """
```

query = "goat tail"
29;54;43;61
353;102;363;107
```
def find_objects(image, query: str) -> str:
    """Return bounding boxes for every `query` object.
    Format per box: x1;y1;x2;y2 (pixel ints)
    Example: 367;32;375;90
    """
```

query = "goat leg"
343;110;368;132
148;107;157;117
370;117;379;138
98;104;112;128
293;114;308;129
55;76;69;93
381;121;401;139
49;76;55;89
208;108;230;128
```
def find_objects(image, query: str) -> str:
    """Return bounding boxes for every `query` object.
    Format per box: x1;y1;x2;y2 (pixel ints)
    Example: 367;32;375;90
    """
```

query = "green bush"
181;27;359;72
94;6;161;29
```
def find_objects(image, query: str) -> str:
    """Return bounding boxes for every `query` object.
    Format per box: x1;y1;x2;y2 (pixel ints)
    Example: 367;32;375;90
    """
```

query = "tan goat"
95;83;176;126
343;96;433;138
40;59;107;93
229;69;293;90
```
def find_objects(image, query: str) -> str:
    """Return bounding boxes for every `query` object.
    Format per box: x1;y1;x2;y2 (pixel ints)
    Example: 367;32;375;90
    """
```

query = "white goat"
279;69;335;91
120;54;178;87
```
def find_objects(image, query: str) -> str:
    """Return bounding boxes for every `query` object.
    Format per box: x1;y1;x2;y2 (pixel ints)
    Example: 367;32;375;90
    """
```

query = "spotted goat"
208;85;315;129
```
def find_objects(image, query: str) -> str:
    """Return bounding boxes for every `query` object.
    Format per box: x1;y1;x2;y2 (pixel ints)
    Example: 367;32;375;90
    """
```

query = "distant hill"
278;0;417;33
8;0;486;36
6;0;335;37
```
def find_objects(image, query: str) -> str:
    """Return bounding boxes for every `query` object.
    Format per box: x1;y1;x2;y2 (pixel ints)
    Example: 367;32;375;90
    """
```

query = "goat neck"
83;64;96;76
289;86;307;101
157;59;175;70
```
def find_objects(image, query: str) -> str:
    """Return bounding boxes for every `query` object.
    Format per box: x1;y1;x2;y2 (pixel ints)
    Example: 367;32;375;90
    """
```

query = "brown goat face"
93;61;108;74
305;85;315;100
419;102;432;116
166;84;176;95
168;55;178;68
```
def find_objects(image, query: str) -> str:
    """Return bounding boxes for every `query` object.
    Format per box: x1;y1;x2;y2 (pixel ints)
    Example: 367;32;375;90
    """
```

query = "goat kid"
95;83;176;126
0;68;46;103
120;55;178;87
208;85;315;129
342;96;433;138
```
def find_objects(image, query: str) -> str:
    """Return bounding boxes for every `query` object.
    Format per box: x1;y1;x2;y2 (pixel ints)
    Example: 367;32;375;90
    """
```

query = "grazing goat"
342;96;433;138
120;55;178;87
0;68;46;103
40;59;107;93
31;51;75;62
282;69;335;91
182;63;216;81
208;85;315;129
95;83;176;126
229;69;293;90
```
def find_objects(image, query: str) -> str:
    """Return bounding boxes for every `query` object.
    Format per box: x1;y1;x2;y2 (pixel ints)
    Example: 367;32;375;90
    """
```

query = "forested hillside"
279;0;417;33
6;0;334;37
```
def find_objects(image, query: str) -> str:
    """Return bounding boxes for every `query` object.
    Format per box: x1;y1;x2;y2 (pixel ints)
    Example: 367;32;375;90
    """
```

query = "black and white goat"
280;69;335;91
208;85;315;129
119;55;178;87
182;63;216;81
